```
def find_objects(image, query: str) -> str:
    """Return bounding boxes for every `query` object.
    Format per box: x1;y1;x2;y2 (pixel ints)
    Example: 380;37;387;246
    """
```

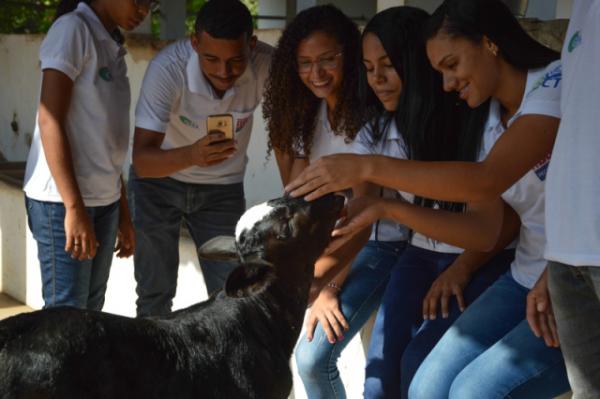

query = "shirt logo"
98;67;113;82
568;31;582;53
179;115;199;129
533;152;552;181
529;64;562;95
235;116;251;132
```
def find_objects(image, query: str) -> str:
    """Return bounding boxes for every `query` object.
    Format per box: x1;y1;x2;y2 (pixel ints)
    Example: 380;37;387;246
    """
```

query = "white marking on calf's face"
235;202;275;241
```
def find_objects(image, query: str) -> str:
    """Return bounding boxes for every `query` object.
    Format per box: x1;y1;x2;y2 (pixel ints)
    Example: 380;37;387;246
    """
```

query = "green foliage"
1;0;258;35
0;0;60;34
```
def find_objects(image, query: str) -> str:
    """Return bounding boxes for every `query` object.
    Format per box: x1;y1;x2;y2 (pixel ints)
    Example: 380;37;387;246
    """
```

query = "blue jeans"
409;272;571;399
548;261;600;399
129;172;245;317
26;197;120;310
294;241;406;399
364;245;514;399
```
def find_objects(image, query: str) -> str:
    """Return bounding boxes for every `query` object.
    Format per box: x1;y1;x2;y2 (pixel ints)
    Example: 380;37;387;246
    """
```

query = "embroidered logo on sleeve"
179;115;199;129
99;67;113;82
235;115;251;132
568;31;582;53
533;152;552;181
529;64;562;95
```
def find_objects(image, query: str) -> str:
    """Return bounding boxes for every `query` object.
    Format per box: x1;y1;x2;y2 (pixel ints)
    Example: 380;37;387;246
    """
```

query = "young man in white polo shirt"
130;0;272;316
545;1;600;397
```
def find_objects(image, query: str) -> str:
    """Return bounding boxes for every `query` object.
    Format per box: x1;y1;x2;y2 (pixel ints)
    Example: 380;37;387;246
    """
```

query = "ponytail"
54;0;92;21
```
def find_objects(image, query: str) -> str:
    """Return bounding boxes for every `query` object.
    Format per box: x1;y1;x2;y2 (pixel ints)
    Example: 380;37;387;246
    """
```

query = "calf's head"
199;194;344;297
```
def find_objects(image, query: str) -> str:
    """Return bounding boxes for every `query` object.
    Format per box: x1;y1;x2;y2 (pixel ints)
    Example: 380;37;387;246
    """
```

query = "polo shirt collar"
76;2;122;57
186;44;256;100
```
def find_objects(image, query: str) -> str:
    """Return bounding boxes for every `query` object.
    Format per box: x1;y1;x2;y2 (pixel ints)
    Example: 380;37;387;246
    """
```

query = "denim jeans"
364;245;514;399
548;261;600;399
129;172;245;317
409;271;571;399
26;197;120;310
294;241;406;399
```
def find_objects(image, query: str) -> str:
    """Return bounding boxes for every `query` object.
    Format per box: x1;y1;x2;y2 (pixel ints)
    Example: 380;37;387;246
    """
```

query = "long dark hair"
54;0;91;21
361;6;485;212
424;0;559;70
263;5;363;158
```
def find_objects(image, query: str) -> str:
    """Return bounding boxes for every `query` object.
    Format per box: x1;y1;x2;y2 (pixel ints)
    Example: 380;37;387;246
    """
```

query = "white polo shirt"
479;60;562;288
351;118;412;243
305;101;354;163
135;39;272;184
24;2;130;206
545;0;600;267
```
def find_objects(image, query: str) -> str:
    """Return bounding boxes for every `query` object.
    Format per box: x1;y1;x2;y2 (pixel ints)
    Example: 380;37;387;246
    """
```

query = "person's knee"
408;363;447;399
448;370;482;399
294;337;331;380
363;376;385;399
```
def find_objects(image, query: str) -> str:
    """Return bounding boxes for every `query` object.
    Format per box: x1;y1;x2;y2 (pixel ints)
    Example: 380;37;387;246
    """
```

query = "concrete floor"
0;293;32;320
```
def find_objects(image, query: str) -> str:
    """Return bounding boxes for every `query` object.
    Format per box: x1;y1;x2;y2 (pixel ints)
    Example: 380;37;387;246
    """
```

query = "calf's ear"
198;236;239;262
225;264;275;298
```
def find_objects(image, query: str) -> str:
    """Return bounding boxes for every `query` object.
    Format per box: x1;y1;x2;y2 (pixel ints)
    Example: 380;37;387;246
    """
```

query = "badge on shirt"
529;64;562;96
568;31;582;53
235;115;251;132
533;152;552;181
179;115;199;129
99;67;113;82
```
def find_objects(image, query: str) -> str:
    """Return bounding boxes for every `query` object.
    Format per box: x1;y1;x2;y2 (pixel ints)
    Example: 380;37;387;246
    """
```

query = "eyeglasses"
134;0;160;12
297;52;342;74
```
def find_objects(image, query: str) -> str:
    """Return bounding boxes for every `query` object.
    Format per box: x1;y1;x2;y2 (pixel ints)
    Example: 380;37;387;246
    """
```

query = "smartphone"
206;114;234;141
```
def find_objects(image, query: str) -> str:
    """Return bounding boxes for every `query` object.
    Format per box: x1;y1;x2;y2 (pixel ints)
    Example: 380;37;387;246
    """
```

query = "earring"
490;45;498;56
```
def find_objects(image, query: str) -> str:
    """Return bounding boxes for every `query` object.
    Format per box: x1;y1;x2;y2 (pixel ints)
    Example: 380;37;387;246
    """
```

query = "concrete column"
405;0;442;13
555;0;573;18
377;0;405;12
159;0;186;40
526;0;558;20
132;13;152;34
258;0;295;29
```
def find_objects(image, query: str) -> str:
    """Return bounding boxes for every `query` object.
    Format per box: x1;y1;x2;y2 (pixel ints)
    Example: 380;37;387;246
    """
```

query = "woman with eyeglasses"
264;5;409;398
23;0;151;309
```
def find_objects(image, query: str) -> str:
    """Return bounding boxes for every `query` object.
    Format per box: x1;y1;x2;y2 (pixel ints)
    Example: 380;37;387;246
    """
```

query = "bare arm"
422;202;520;319
287;115;559;203
273;148;294;186
333;196;504;252
304;182;380;342
311;182;377;294
132;127;236;178
38;69;97;260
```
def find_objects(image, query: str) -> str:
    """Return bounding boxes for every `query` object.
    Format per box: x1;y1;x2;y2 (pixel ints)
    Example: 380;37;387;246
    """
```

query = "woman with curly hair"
263;4;363;182
264;5;405;399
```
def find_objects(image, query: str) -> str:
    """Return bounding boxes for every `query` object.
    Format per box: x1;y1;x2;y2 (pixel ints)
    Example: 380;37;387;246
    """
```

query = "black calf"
0;194;344;399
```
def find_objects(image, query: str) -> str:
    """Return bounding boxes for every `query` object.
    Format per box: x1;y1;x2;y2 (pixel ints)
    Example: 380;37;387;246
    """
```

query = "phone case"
206;114;234;140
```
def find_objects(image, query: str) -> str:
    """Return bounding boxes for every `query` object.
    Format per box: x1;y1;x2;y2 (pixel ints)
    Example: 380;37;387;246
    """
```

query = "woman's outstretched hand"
285;154;366;200
325;196;383;255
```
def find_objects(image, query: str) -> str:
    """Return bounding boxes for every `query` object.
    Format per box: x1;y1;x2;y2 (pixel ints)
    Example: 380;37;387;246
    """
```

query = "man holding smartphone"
130;0;272;316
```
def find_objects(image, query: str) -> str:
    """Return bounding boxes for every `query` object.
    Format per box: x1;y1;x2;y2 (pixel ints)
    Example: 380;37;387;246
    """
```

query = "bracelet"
326;281;342;292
